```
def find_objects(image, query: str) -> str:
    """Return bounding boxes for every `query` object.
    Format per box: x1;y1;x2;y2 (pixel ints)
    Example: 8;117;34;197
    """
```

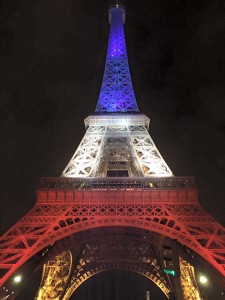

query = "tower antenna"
115;0;120;7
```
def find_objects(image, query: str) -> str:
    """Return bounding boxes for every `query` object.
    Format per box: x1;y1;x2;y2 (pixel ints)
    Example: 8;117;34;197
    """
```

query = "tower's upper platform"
95;5;139;113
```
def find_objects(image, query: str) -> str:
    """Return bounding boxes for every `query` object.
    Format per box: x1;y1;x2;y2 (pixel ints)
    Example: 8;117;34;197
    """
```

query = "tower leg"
174;276;184;300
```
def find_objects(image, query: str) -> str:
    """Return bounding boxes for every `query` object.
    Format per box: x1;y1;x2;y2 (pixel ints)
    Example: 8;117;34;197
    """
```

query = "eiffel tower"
0;4;225;300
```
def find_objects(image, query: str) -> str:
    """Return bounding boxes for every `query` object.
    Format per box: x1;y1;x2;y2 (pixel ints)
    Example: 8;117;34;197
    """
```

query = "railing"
39;177;196;190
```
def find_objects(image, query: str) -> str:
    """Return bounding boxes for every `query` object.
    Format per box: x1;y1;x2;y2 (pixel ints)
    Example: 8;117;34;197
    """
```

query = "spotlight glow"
199;275;208;284
14;275;22;283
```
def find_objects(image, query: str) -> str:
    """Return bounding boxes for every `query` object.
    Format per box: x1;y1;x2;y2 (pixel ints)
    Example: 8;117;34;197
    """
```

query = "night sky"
0;0;225;297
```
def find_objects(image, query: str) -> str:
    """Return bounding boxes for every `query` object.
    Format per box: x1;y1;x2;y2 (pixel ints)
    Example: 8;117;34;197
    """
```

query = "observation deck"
40;176;196;190
84;114;150;129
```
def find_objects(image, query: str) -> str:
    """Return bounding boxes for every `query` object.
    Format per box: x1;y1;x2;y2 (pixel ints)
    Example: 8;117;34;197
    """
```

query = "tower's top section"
107;5;126;59
95;5;139;113
109;4;125;25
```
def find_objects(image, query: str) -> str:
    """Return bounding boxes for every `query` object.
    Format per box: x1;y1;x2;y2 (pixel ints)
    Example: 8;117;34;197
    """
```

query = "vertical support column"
174;277;184;300
160;240;184;300
172;241;183;300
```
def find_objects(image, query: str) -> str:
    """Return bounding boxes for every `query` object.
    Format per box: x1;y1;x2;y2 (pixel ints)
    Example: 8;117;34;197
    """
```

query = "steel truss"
63;242;171;299
0;187;225;287
33;229;172;299
62;122;172;177
35;251;72;300
95;6;138;113
179;258;202;300
31;229;204;300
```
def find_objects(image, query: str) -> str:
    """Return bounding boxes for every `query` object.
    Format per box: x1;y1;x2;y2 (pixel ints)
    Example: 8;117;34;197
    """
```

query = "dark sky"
0;0;225;296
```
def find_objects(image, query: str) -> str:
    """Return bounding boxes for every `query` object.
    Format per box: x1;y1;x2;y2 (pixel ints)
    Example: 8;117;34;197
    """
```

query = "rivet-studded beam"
95;6;139;113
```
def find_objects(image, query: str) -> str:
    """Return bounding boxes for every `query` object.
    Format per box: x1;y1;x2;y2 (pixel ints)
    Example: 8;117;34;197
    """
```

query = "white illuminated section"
129;125;172;177
62;126;105;177
84;114;150;128
62;115;173;178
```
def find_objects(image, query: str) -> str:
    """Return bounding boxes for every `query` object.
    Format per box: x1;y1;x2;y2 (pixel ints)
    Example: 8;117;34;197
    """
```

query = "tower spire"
95;5;139;113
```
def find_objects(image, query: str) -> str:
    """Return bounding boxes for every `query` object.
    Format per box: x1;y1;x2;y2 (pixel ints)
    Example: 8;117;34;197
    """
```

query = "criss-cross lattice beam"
179;258;202;300
130;125;172;176
0;188;225;287
60;236;171;299
95;6;139;113
62;122;172;178
34;250;72;300
62;126;106;177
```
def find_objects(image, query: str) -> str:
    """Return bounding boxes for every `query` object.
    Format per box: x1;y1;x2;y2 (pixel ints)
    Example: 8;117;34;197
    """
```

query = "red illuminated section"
0;182;225;286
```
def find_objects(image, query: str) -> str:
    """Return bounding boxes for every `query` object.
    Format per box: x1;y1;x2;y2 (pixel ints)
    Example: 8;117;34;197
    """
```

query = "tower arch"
63;265;171;300
34;227;172;299
0;187;225;287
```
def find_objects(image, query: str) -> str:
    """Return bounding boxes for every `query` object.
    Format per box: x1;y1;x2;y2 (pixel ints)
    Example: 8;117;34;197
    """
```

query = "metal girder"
34;251;72;300
33;229;172;299
0;188;225;287
63;243;171;299
62;123;172;177
95;6;138;113
62;126;106;177
130;125;172;176
179;258;202;299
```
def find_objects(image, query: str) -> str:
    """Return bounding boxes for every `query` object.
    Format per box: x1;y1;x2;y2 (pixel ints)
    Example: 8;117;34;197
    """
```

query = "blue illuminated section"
95;5;139;113
106;7;127;60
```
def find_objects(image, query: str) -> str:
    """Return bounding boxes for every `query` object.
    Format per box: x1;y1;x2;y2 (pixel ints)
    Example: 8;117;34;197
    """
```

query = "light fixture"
199;275;208;284
14;275;22;283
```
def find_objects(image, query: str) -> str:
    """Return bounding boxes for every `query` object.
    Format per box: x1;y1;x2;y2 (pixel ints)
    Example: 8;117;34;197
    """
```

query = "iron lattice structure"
0;4;225;299
95;5;138;113
34;230;173;299
63;241;171;299
0;182;225;288
35;251;72;300
62;115;172;177
179;258;202;300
